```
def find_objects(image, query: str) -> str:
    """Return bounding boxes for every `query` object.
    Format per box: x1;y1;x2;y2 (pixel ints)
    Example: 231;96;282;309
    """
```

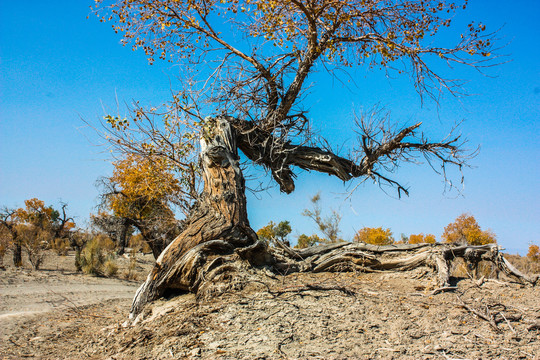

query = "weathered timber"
130;118;258;318
129;117;538;320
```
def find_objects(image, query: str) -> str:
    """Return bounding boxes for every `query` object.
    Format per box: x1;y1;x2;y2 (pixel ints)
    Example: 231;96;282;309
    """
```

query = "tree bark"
130;118;258;317
128;117;538;320
13;243;22;268
136;224;167;260
117;218;130;256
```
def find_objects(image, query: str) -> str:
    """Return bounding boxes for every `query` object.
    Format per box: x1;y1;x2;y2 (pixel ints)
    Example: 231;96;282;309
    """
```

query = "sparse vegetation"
104;258;119;277
20;226;51;270
78;237;120;277
302;194;343;244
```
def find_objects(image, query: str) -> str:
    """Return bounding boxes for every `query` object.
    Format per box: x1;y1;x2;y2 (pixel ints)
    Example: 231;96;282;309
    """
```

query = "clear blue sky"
1;1;538;254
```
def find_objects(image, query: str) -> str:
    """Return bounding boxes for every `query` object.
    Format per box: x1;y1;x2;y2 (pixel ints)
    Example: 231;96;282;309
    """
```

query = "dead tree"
91;1;534;318
129;118;537;318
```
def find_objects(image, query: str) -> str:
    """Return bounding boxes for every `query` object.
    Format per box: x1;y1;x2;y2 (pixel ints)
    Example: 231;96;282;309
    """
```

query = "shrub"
51;237;70;256
354;227;394;245
506;250;540;275
79;238;106;275
104;258;119;277
0;228;9;268
79;236;120;277
128;233;152;253
124;248;139;280
20;227;51;270
94;233;116;252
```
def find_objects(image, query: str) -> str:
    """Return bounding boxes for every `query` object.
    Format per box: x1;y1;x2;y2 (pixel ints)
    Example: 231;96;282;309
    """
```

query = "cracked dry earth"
1;263;539;360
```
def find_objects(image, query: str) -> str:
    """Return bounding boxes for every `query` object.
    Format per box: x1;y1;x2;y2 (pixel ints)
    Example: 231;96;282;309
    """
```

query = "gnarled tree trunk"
129;117;538;320
130;118;258;317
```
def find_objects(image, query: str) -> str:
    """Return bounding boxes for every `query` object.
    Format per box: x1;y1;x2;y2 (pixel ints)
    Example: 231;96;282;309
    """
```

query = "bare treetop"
94;0;492;203
95;0;495;124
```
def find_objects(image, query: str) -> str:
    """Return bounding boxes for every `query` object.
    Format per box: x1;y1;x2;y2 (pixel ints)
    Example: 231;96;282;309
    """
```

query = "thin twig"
456;295;500;332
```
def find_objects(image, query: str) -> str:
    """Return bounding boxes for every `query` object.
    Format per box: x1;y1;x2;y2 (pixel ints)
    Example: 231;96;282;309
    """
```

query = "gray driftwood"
129;118;538;320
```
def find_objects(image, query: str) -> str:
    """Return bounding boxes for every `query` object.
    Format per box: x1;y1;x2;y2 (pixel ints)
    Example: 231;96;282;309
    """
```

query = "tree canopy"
353;226;394;245
97;154;184;257
95;0;495;199
0;199;75;268
256;220;292;245
442;213;496;245
408;233;436;244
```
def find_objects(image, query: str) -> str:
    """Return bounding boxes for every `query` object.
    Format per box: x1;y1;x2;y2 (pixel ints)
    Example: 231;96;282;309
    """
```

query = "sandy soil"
1;251;539;359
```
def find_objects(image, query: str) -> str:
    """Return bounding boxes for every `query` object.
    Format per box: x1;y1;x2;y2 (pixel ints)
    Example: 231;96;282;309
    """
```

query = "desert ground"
1;250;539;359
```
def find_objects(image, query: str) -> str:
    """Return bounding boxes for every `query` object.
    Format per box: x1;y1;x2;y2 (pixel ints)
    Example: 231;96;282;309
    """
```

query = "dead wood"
272;283;356;297
457;295;501;332
130;119;258;318
131;231;538;319
127;116;537;320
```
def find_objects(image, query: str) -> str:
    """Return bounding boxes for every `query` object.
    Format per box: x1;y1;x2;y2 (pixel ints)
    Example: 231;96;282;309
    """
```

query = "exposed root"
129;240;538;320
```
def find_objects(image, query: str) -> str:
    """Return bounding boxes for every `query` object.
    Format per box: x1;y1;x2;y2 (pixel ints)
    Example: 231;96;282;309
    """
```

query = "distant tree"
1;199;75;268
70;229;92;271
409;233;437;244
354;227;394;245
0;208;23;267
256;220;292;246
0;221;12;268
49;203;76;255
98;154;184;258
15;199;59;270
17;224;51;270
295;234;325;249
302;194;342;243
527;244;540;263
442;213;496;245
91;212;134;255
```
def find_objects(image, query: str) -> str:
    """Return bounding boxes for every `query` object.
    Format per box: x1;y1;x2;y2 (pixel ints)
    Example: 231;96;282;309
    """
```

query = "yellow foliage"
256;225;274;242
295;234;324;249
109;154;181;220
93;233;117;252
527;244;540;262
256;221;292;244
94;0;494;93
442;213;496;245
16;198;55;229
409;233;436;244
354;227;394;245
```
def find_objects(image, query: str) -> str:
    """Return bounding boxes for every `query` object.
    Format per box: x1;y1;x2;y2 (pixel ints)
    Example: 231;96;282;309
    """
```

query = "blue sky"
1;1;538;254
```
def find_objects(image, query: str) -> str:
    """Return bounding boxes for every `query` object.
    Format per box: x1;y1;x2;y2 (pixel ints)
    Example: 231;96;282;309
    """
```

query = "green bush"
79;238;106;276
